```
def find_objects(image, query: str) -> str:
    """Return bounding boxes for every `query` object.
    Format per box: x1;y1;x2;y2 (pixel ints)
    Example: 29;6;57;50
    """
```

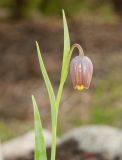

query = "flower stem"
51;120;57;160
51;82;64;160
51;43;84;160
72;43;84;56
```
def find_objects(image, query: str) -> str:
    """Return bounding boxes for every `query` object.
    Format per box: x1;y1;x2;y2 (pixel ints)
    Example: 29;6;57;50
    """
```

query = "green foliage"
32;95;47;160
0;122;13;141
0;0;117;18
60;10;70;84
90;106;122;126
33;10;70;160
0;0;14;7
0;121;33;142
36;42;56;125
89;73;122;126
39;0;61;15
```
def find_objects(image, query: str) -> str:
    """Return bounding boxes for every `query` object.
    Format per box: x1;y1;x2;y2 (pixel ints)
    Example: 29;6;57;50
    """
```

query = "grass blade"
36;42;56;123
32;95;47;160
61;9;70;82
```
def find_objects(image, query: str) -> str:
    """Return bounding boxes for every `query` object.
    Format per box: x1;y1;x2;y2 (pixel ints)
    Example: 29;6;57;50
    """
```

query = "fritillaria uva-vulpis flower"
70;44;93;90
32;11;94;160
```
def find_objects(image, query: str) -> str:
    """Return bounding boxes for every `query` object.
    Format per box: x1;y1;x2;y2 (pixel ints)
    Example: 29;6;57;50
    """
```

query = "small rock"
2;130;52;160
58;125;122;160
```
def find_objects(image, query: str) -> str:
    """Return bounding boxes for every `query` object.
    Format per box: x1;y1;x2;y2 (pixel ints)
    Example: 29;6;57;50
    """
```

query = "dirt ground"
0;17;122;140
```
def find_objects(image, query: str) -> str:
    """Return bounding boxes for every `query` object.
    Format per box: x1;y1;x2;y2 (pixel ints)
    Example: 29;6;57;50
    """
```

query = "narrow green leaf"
61;9;70;83
32;95;47;160
36;42;56;124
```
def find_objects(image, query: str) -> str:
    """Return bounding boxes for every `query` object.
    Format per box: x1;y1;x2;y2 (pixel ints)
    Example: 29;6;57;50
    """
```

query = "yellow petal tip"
74;85;85;90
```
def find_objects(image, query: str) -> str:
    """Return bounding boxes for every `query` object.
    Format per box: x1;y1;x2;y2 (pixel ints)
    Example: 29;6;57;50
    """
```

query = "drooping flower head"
70;45;93;90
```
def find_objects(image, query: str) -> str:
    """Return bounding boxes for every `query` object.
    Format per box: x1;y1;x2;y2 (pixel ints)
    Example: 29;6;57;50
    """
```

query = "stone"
58;125;122;160
1;130;52;160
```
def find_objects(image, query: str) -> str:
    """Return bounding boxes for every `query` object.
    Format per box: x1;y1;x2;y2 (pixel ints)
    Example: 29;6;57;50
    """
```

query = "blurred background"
0;0;122;143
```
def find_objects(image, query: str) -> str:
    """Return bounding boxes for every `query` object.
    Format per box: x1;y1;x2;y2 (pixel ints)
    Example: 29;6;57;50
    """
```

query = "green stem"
51;82;64;160
51;43;84;160
51;119;57;160
56;82;64;110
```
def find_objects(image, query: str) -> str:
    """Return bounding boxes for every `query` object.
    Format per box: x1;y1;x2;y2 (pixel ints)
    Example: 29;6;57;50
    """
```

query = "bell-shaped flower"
70;55;93;90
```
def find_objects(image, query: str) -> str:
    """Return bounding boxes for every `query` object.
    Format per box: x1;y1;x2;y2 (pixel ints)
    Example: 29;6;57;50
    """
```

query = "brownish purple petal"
70;55;93;90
